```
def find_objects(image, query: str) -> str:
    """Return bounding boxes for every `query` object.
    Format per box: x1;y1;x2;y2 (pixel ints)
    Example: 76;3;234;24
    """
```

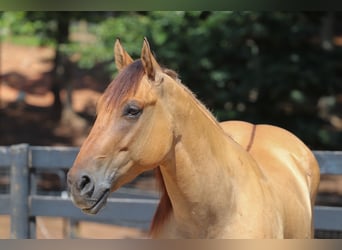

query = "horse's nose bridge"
67;157;91;189
67;162;81;190
68;156;81;181
68;145;95;177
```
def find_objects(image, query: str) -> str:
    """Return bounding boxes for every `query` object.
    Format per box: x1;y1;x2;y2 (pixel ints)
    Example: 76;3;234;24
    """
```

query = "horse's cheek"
137;118;172;167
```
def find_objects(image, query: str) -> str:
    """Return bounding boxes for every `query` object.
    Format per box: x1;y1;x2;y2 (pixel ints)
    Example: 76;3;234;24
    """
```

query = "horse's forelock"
103;60;145;111
102;59;179;112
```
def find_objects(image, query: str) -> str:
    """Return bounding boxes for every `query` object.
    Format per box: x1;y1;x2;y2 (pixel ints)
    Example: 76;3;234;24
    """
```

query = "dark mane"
150;167;172;237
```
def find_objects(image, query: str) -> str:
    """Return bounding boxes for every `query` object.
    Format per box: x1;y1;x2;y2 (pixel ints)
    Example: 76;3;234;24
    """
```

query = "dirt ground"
0;42;104;146
0;42;151;239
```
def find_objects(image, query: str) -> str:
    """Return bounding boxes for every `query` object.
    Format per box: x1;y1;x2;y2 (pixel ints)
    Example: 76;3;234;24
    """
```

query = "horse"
67;38;320;238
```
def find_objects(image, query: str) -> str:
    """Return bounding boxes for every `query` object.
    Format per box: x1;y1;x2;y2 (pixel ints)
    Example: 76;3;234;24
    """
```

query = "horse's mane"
150;167;172;237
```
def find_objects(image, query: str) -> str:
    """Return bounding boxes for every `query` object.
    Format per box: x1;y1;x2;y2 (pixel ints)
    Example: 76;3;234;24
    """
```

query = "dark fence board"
1;145;342;238
10;144;30;239
30;146;79;169
0;146;11;168
0;195;10;214
314;151;342;175
30;196;158;229
314;206;342;231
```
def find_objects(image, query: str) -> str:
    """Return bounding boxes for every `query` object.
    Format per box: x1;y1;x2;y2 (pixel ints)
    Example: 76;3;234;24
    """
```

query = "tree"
1;11;341;149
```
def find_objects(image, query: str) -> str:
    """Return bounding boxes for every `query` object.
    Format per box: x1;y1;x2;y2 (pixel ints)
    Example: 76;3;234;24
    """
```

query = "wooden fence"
0;144;342;238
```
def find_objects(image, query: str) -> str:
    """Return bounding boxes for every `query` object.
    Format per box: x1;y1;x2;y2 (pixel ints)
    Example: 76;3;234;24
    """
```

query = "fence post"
10;144;30;239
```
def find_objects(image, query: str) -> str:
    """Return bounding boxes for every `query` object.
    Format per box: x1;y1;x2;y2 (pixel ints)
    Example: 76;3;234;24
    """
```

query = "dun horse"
67;38;320;238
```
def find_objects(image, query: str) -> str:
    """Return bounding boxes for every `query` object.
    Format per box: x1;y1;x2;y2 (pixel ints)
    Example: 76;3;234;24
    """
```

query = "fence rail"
0;144;341;238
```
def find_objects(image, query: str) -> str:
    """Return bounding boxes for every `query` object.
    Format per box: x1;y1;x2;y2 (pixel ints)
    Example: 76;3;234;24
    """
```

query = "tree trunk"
51;17;70;121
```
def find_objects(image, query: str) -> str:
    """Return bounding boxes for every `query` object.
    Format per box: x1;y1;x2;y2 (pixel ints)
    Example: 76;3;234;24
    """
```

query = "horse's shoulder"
220;120;256;151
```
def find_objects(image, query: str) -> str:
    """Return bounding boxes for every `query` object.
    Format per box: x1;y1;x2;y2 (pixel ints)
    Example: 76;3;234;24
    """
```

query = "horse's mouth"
82;189;110;214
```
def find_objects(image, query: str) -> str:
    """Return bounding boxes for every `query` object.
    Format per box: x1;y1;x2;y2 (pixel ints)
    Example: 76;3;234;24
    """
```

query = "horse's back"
221;120;320;238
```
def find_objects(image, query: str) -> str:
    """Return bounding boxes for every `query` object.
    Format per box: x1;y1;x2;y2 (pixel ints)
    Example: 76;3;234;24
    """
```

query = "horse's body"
67;38;320;238
220;121;320;238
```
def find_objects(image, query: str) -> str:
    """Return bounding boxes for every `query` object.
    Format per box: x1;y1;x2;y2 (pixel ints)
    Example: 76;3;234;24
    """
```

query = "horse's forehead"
129;79;159;107
135;76;154;96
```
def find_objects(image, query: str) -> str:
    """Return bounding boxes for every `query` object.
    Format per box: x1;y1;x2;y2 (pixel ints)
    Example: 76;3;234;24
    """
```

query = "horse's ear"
141;37;161;81
114;38;134;71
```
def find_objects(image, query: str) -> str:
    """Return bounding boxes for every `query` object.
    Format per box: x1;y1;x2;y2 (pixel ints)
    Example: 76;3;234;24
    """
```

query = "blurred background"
0;11;341;238
0;11;341;150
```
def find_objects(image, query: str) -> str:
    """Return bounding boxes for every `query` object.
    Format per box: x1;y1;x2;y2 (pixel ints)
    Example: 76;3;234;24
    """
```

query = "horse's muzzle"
67;169;111;214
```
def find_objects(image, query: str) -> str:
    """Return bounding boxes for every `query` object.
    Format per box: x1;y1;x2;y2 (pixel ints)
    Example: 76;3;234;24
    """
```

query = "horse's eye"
123;103;143;119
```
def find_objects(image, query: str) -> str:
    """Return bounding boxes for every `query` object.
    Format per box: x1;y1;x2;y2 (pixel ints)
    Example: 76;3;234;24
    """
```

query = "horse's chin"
81;189;110;215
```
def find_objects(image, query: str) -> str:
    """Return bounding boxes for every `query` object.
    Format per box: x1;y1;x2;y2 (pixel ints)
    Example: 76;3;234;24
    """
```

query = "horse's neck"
166;81;232;157
157;82;261;237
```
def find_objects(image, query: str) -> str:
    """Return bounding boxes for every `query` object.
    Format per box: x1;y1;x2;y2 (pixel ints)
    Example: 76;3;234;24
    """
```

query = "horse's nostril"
77;174;95;198
79;175;90;190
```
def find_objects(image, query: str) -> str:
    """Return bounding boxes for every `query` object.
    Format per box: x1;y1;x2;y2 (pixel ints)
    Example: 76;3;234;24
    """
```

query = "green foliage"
0;11;55;46
1;11;341;149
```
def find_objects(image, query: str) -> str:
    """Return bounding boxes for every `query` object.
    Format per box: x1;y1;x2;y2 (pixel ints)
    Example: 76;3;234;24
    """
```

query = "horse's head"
67;38;176;214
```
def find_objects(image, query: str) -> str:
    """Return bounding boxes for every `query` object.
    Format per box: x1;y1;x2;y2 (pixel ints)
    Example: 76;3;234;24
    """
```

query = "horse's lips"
82;189;110;214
